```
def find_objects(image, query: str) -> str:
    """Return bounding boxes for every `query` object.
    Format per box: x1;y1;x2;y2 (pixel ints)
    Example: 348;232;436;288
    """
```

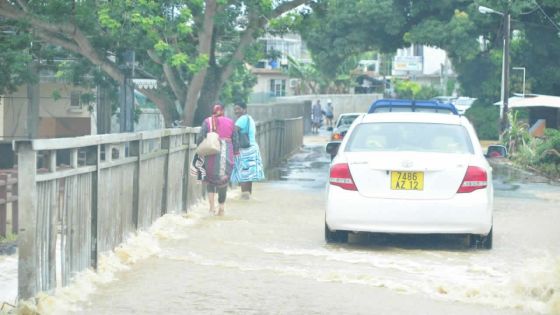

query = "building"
392;44;456;94
0;82;94;140
497;94;560;131
249;34;312;102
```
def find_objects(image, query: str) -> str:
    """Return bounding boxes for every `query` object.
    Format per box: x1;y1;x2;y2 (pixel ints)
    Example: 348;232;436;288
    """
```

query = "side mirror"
486;145;508;158
326;142;341;158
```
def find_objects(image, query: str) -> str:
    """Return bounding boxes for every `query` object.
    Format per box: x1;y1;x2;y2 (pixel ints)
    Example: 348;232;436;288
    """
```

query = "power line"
533;0;560;32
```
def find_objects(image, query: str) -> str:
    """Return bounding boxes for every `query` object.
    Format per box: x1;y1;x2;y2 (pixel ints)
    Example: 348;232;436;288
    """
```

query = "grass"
0;233;17;244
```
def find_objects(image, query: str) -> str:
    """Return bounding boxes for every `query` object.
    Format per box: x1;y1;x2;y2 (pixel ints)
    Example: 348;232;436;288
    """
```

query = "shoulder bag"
239;115;251;149
196;117;221;156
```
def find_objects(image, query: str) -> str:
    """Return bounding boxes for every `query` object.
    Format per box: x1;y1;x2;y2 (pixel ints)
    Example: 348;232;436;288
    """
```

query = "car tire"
480;227;493;249
469;227;493;250
325;223;348;243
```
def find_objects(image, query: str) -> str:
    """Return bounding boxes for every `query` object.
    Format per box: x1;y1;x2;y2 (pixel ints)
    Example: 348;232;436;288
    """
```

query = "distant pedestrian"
231;102;265;200
324;100;334;128
311;100;323;134
197;103;238;216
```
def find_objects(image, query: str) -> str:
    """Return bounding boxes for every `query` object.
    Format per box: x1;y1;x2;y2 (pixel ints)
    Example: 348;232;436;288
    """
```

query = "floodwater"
2;135;560;315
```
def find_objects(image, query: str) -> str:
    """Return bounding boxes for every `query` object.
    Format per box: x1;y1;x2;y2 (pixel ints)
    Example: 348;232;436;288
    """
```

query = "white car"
325;112;493;249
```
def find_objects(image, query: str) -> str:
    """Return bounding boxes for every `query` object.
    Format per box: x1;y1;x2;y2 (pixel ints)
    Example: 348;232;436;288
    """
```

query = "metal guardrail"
0;170;18;238
14;117;304;300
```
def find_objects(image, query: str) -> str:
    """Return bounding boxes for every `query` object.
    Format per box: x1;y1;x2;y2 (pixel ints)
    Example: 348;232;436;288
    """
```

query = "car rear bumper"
326;186;493;235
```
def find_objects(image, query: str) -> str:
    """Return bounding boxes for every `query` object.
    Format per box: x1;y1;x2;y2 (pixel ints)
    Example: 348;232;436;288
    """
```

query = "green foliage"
393;80;439;100
465;102;499;140
171;53;189;67
286;55;323;94
535;129;560;170
298;0;560;112
0;232;17;243
220;66;257;106
0;0;311;126
508;128;560;178
0;21;33;94
502;110;531;155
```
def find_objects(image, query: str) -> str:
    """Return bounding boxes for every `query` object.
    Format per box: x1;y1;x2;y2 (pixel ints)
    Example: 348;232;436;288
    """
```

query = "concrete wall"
224;93;381;135
111;108;165;132
275;93;383;120
2;93;26;139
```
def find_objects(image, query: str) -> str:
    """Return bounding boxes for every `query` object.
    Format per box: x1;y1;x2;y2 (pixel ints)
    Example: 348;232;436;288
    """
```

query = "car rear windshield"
336;115;360;127
345;122;474;154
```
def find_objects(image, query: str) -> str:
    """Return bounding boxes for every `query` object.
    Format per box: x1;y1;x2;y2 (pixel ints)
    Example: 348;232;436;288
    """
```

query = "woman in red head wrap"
196;103;238;215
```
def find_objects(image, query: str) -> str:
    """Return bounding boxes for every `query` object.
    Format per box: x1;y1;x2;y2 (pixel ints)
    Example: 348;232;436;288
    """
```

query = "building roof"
494;94;560;109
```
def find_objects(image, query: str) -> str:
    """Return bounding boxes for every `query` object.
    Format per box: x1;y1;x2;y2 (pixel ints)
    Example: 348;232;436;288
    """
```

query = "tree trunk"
194;66;222;125
96;85;112;134
26;62;39;139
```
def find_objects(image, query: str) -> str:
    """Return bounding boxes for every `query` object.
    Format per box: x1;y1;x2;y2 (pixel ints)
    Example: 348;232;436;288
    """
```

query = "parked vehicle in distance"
486;144;508;158
325;111;493;249
331;113;364;141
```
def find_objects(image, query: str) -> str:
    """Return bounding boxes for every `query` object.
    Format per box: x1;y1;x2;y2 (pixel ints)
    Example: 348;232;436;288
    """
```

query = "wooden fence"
0;170;18;238
15;117;303;300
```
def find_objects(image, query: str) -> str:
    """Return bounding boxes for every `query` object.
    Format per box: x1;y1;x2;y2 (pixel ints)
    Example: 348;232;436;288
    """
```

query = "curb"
488;158;558;183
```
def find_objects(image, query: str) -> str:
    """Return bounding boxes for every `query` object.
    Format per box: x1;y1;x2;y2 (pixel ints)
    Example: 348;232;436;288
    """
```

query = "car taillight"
457;166;487;193
332;133;342;141
329;163;357;191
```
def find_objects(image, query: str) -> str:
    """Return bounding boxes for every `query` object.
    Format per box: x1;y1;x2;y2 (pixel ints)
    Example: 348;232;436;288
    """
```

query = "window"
70;91;81;107
345;122;474;154
270;79;286;96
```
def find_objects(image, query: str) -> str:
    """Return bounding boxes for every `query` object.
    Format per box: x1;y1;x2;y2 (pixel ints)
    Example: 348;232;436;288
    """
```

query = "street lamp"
479;5;511;135
512;67;526;97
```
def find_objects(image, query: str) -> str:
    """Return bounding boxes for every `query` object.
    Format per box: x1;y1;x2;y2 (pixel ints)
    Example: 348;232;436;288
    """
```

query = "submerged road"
7;134;560;315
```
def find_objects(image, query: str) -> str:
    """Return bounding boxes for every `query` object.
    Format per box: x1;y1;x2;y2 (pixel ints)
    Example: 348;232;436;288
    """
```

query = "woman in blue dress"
230;102;265;199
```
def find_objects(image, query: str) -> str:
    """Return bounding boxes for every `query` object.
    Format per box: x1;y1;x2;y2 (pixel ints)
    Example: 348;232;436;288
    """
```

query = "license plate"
391;171;424;190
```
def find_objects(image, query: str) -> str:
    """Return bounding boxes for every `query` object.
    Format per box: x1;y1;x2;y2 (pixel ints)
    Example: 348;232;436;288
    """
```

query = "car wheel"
480;227;493;249
469;227;493;250
325;223;348;243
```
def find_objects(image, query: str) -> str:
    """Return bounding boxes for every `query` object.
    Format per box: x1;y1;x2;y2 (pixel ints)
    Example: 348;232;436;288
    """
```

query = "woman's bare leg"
217;186;227;216
208;192;216;214
241;182;251;199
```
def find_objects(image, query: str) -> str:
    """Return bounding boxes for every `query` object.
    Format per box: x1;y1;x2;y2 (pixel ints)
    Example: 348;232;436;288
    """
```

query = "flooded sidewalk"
0;253;17;309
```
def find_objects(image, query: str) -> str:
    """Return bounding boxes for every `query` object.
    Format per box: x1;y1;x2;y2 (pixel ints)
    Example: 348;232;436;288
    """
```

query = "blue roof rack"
368;99;459;115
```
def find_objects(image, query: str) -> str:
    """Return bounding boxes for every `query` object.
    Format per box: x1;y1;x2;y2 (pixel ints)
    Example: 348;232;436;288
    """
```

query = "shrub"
465;103;499;140
535;129;560;174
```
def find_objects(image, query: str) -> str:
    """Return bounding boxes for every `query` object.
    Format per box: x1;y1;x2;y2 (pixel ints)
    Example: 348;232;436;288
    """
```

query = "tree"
0;0;309;127
297;0;560;138
286;55;322;94
0;18;33;95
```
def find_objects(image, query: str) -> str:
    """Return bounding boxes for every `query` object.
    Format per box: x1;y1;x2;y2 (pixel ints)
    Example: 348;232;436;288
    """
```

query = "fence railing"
0;170;18;238
15;117;303;300
257;117;304;170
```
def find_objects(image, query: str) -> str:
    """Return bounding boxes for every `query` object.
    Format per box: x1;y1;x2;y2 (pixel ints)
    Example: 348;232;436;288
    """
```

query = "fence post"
47;150;58;290
16;141;38;299
90;145;100;270
183;131;195;211
161;134;171;214
130;140;141;229
0;174;6;237
11;172;18;235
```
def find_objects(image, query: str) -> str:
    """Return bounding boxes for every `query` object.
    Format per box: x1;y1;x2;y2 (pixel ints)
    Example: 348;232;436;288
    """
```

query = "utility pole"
500;11;511;135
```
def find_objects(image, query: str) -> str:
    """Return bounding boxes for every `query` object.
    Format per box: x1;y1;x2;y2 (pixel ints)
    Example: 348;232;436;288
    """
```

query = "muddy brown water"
4;138;560;315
